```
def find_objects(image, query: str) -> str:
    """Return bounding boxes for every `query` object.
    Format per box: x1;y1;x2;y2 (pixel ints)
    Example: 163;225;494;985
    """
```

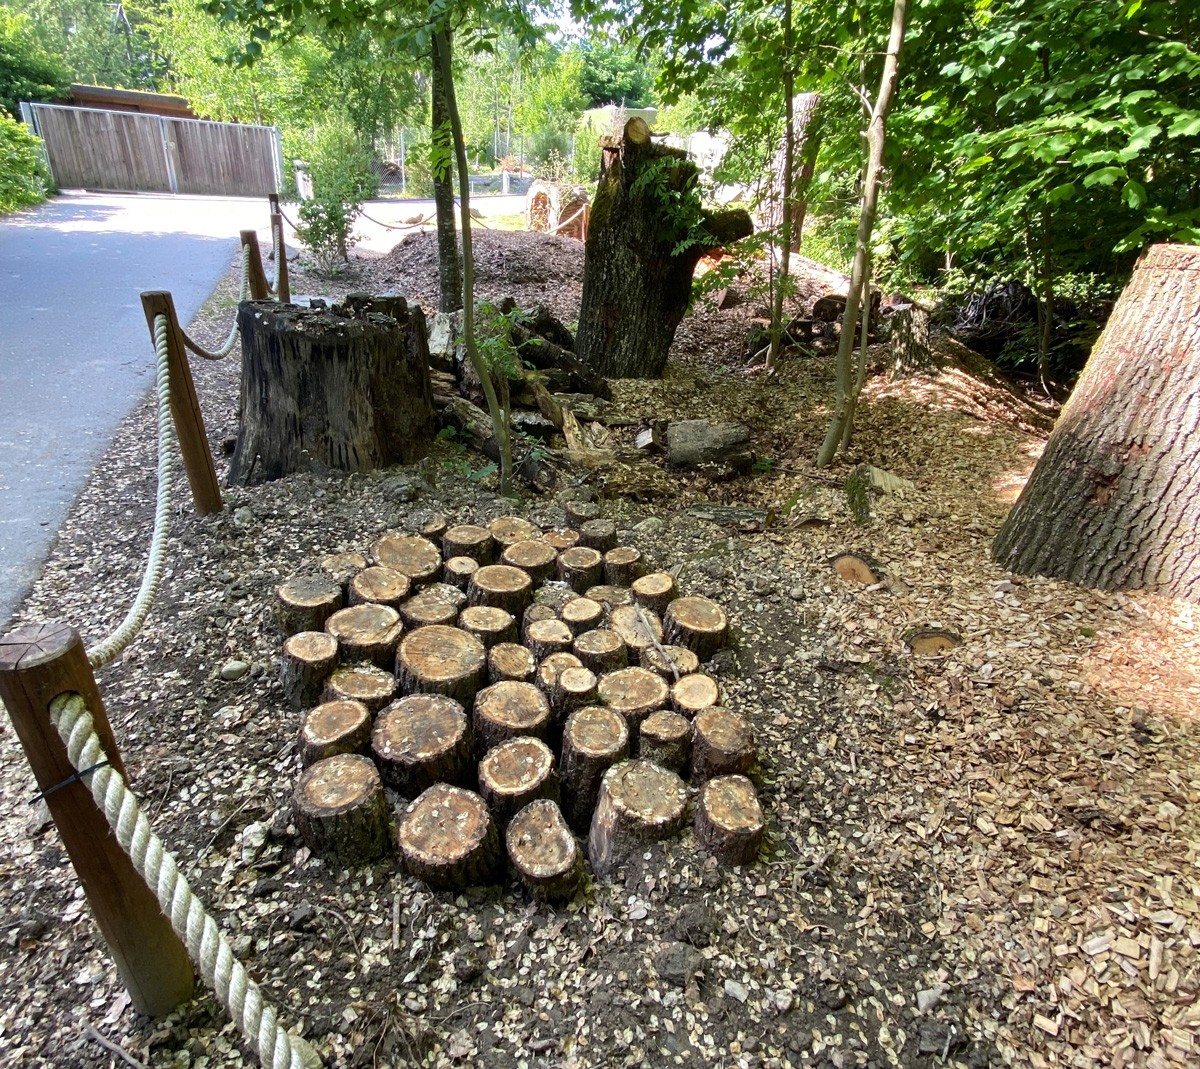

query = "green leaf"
1122;179;1147;209
1082;166;1125;188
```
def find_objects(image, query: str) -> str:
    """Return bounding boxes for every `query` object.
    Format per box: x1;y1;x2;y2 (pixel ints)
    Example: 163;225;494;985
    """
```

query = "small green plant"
0;112;49;215
629;155;715;257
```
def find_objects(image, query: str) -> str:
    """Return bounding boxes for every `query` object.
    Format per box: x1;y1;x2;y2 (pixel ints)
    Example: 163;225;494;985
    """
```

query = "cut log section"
536;652;584;696
281;631;339;710
587;760;687;876
904;628;962;656
639;710;692;773
609;603;663;655
550;665;599;718
831;551;883;585
585;585;635;608
544;528;581;552
487;516;541;551
597;666;670;737
564;501;602;527
400;584;466;630
324;603;403;669
488;642;537;684
578;519;618;553
525;617;575;662
371;694;471;797
631;572;677;615
506;799;583;900
501;539;558;584
348;566;410;610
533;584;579;612
560;597;604;636
473;681;552;755
663;597;729;661
442;555;480;591
692;707;756;781
468;565;533;614
320;552;367;599
293;754;390;866
397;784;501;889
298;699;371;767
640;644;700;680
671;673;720;718
695;774;764;866
396;624;487;704
478;736;559;826
443;524;495;564
572;628;628;675
371;532;442;588
419;514;449;542
323;663;397;714
276;575;342;636
523;603;559;642
560;706;630;831
603;547;644;587
558;546;604;592
458;605;518;648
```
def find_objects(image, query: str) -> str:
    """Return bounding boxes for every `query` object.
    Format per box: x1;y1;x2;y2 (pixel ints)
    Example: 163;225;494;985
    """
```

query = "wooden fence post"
140;291;223;516
271;212;291;305
240;229;271;301
0;622;195;1016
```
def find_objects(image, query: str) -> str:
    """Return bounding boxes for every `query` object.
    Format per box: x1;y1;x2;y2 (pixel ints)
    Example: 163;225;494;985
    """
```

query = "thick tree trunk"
231;297;435;485
431;42;462;314
576;119;753;378
992;244;1200;602
763;92;822;253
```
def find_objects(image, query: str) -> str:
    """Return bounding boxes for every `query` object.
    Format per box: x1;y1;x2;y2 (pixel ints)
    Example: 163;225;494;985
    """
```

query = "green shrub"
0;113;48;215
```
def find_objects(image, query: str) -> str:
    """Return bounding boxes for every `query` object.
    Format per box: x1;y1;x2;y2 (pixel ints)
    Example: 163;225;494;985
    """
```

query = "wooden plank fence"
25;104;281;197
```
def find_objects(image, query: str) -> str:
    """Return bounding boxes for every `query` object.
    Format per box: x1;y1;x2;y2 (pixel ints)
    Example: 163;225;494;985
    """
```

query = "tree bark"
763;92;822;254
992;244;1200;602
576;119;753;378
431;41;462;314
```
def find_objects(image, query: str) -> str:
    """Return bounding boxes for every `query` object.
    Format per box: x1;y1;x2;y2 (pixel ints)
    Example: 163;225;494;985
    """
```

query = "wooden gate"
24;104;282;196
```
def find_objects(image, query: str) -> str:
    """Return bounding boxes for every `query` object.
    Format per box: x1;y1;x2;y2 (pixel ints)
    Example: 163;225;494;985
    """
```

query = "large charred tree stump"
587;759;687;876
397;784;501;889
993;244;1200;601
576;118;754;379
293;754;391;866
230;297;436;485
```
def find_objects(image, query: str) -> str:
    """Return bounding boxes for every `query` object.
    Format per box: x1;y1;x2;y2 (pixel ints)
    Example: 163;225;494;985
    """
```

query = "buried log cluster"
278;512;764;896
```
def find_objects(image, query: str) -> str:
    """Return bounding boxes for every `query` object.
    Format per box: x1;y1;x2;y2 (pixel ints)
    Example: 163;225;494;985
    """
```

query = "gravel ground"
1;232;1197;1069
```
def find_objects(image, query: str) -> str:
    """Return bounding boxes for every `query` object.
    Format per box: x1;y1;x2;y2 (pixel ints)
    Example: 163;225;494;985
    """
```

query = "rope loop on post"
49;693;323;1069
86;315;176;669
181;242;252;361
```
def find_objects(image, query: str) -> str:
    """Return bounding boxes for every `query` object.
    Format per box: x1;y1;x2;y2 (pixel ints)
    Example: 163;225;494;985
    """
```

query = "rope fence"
180;243;252;362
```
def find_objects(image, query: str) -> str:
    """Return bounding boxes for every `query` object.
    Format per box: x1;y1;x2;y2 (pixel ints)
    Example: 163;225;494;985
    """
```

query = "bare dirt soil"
1;229;1197;1069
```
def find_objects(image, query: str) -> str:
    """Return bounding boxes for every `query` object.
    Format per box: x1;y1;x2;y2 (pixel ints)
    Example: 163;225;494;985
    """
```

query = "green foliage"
629;153;714;256
0;6;70;116
475;301;529;381
21;0;156;88
577;41;655;108
0;110;49;213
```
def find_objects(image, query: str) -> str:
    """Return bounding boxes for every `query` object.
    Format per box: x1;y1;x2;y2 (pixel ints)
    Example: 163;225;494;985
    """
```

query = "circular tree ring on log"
396;625;486;704
372;694;471;796
597;666;670;738
473;681;552;755
501;540;558;583
610;604;663;654
325;603;403;670
276;575;342;635
458;605;518;648
663;596;729;661
603;547;644;586
671;673;720;718
468;565;533;615
281;631;339;710
298;700;371;767
564;501;601;527
293;754;391;866
558;546;603;592
487;516;541;550
587;759;687;876
543;528;580;552
419;514;449;542
506;800;583;899
525;618;574;662
903;628;963;656
348;566;411;609
488;642;537;684
478;736;559;826
692;707;756;781
400;584;466;630
631;573;677;616
560;706;629;831
443;555;480;591
585;585;634;608
523;604;559;643
371;533;442;588
536;652;584;697
443;524;495;564
695;774;764;867
397;784;501;889
830;552;883;585
572;628;628;675
323;663;397;713
550;665;599;718
640;644;699;680
560;597;604;636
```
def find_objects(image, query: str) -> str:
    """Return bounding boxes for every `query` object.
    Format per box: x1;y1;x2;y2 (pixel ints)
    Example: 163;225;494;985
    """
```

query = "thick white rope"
266;219;282;295
182;243;252;361
49;693;323;1069
86;316;176;670
550;205;587;234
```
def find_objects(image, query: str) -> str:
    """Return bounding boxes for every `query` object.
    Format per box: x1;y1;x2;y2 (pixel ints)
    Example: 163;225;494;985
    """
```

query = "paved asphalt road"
0;191;526;630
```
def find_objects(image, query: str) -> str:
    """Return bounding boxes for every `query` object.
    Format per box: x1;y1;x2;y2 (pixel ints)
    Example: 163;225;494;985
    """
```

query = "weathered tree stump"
572;628;628;675
525;618;575;662
399;584;466;630
603;547;644;587
443;524;494;564
631;572;677;616
443;555;480;591
324;604;403;670
560;597;605;636
663;597;729;661
320;551;367;599
564;501;601;527
371;694;471;796
488;642;537;684
478;737;559;826
348;566;410;610
298;699;371;767
692;707;756;781
371;533;442;588
523;603;559;643
586;584;634;608
671;673;720;718
293;754;391;866
501;540;558;583
587;760;687;875
487;516;541;550
544;528;581;552
695;775;764;866
536;652;584;696
323;663;397;713
396;624;487;704
609;604;663;655
597;666;670;737
468;565;533;615
903;628;963;656
281;631;339;710
640;644;699;680
558;546;604;592
550;665;599;719
506;800;583;900
419;514;449;542
276;576;342;636
639;711;692;773
473;681;552;755
560;705;630;831
458;605;518;648
578;519;618;553
831;552;883;585
231;299;435;485
397;784;501;889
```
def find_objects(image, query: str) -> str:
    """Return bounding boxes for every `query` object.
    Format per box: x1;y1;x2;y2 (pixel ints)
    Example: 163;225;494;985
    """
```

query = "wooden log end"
671;672;720;718
662;596;729;661
348;565;410;609
325;603;403;670
903;628;963;656
323;663;397;714
372;694;471;797
831;552;883;585
587;759;687;876
459;605;518;649
610;603;663;653
396;624;487;704
473;680;552;755
487;516;542;550
280;630;339;711
695;774;764;867
276;575;343;635
639;710;692;773
692;707;756;782
443;524;495;564
572;628;628;676
397;784;501;889
371;532;442;587
597;666;670;737
488;642;537;684
298;699;371;767
640;644;700;680
478;736;558;826
506;799;583;899
631;572;677;615
294;754;391;866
